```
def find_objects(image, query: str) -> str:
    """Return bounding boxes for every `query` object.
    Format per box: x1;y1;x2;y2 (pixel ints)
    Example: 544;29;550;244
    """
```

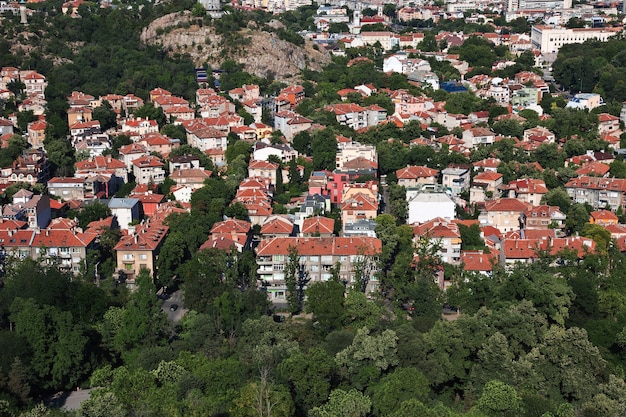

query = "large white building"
531;25;620;54
507;0;571;12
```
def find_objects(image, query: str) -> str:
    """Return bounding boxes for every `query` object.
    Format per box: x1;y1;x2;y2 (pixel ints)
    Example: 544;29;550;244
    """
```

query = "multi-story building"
256;236;382;302
565;176;626;211
114;219;169;287
531;25;620;54
479;198;531;233
396;165;439;187
132;155;165;185
442;165;470;195
413;217;462;265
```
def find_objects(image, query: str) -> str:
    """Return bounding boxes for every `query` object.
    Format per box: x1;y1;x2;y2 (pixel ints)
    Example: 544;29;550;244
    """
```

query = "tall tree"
114;269;167;352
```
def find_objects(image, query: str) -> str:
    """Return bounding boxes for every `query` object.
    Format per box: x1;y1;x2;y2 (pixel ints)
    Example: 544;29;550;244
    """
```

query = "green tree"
476;380;522;417
335;327;399;389
9;297;89;390
114;269;167;353
311;129;338;171
309;389;371;417
369;367;430;416
92;100;118;131
285;245;307;315
76;390;126;417
278;348;336;414
305;275;346;334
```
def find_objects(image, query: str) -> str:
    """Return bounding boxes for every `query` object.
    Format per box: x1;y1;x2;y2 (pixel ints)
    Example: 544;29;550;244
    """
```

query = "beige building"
479;198;532;233
256;236;382;302
114;220;169;286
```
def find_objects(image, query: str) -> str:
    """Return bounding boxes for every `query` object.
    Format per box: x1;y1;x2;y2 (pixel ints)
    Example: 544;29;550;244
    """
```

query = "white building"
407;190;456;224
531;25;620;54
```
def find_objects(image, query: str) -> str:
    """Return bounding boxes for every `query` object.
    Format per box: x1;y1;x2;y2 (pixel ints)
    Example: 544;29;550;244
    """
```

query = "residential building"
501;178;548;205
566;93;605;111
169;168;212;190
531;25;620;54
260;215;295;238
301;216;334;237
132;155;166;185
27;120;46;149
413;217;462;265
462;127;496;148
442;165;470;195
114;219;169;286
522;205;566;230
47;177;85;200
396;165;439;187
255;236;382;302
590;209;619;226
273;111;313;141
31;225;97;274
565;176;626;211
407;185;456;224
479;198;531;233
341;192;378;230
108;198;141;230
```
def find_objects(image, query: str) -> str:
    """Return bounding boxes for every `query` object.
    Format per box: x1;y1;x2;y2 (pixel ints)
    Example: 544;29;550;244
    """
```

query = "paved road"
62;389;93;411
161;289;185;325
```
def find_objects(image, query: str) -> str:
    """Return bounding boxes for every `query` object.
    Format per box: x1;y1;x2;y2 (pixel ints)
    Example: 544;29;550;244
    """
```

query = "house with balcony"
413;217;462;265
442;165;470;195
462;127;496;148
501;178;548;206
522;205;566;231
479;198;531;233
274;111;313;141
132;155;165;185
114;219;169;287
48;177;86;201
255;236;382;302
396;165;439;187
565;176;626;211
31;225;97;275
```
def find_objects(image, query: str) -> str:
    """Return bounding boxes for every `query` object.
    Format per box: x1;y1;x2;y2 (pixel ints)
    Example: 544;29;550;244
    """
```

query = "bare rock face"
141;12;330;82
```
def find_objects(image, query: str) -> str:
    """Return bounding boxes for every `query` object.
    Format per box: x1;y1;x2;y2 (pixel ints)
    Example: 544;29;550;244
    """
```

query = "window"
309;256;319;263
273;255;284;262
273;264;285;271
310;265;319;272
60;247;70;253
123;254;133;260
139;254;147;260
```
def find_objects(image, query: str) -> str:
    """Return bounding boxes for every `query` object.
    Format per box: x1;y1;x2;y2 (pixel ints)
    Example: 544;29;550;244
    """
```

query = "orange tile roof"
210;218;251;234
484;198;531;212
260;216;293;235
256;236;382;256
396;165;439;179
302;216;334;235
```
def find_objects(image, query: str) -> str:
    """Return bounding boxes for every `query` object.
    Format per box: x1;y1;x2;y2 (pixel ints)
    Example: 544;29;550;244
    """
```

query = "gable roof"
301;216;334;235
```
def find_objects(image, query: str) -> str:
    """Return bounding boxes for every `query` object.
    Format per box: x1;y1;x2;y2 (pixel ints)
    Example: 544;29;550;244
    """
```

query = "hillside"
140;11;331;82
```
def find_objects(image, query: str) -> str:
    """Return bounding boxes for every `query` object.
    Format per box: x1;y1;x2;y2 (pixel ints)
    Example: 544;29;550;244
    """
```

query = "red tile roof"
256;236;382;256
396;165;439;179
302;216;334;235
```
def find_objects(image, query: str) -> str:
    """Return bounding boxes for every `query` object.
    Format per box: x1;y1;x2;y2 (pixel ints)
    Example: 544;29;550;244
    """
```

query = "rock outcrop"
141;12;331;82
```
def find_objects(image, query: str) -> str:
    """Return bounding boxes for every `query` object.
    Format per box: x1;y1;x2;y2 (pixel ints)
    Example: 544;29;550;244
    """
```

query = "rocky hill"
140;11;331;82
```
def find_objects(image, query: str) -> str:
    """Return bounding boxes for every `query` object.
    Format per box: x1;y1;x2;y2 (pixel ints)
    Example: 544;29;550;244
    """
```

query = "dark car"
169;304;178;311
